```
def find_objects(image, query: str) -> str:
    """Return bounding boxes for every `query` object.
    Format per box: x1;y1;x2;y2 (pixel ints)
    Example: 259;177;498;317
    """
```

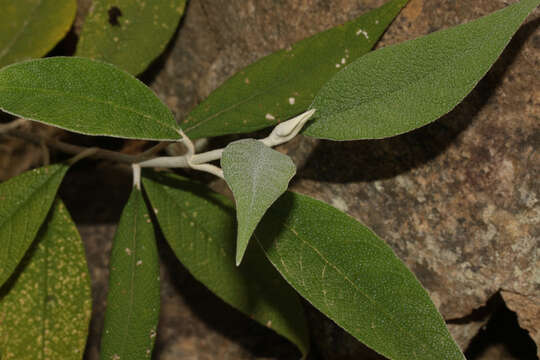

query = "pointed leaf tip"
0;163;69;288
221;139;296;266
305;0;540;140
183;0;409;139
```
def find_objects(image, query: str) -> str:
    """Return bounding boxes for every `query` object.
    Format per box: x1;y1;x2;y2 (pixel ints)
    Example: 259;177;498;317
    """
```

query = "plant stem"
3;129;168;164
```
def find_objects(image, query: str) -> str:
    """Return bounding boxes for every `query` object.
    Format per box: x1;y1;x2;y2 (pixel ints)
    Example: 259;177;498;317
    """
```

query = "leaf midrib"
314;15;502;124
273;220;443;358
0;85;177;133
183;33;353;135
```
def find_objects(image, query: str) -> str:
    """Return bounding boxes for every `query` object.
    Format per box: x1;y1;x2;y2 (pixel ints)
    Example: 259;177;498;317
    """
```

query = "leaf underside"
222;139;296;266
256;192;465;360
305;0;540;140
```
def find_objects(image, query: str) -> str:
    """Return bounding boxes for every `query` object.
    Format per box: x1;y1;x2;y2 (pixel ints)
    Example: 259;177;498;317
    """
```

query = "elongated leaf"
256;192;464;360
0;0;76;68
0;199;92;360
222;139;296;266
182;0;409;139
0;57;180;140
100;188;160;360
77;0;186;75
142;172;310;358
305;0;540;140
0;164;69;288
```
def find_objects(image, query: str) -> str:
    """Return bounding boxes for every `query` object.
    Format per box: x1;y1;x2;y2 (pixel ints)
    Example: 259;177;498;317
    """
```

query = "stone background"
0;0;538;359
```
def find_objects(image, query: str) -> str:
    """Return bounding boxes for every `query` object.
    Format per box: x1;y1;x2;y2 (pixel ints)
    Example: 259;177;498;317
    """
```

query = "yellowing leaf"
0;164;69;288
0;0;76;68
0;199;92;360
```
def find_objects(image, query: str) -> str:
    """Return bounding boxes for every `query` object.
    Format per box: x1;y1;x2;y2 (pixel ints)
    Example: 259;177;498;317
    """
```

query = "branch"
3;129;167;164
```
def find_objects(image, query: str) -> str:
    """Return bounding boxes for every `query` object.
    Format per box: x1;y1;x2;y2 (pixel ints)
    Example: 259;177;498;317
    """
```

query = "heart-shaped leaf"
0;199;92;360
0;163;69;288
222;139;296;266
182;0;409;139
256;192;464;360
0;0;76;68
100;188;160;360
0;57;180;140
305;0;540;140
77;0;186;75
142;172;310;358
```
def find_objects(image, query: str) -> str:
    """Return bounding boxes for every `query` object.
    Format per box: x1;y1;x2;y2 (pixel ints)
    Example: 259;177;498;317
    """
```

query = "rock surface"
1;0;538;359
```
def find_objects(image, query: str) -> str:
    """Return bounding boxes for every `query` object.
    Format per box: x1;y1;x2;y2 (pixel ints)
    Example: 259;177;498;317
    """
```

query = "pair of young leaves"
0;0;538;359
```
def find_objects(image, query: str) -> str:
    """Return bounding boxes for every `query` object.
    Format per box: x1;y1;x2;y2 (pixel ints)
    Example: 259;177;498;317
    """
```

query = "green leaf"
182;0;409;140
221;139;296;266
0;0;76;68
305;0;540;140
256;192;464;360
77;0;186;75
0;199;92;360
142;172;310;358
0;57;180;140
100;188;160;360
0;163;69;288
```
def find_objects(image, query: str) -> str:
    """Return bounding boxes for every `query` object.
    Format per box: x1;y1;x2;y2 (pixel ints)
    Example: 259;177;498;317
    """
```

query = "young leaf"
221;139;296;266
0;0;76;68
100;188;160;360
0;199;92;360
0;163;69;288
182;0;409;139
305;0;540;140
0;57;180;140
77;0;186;75
142;172;310;358
256;192;464;360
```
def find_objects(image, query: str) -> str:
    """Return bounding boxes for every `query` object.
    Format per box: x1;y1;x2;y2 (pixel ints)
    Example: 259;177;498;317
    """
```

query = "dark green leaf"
182;0;409;139
77;0;186;75
305;0;540;140
0;164;69;288
100;188;160;360
222;139;296;266
256;192;464;360
142;172;310;358
0;199;92;360
0;57;180;140
0;0;76;68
